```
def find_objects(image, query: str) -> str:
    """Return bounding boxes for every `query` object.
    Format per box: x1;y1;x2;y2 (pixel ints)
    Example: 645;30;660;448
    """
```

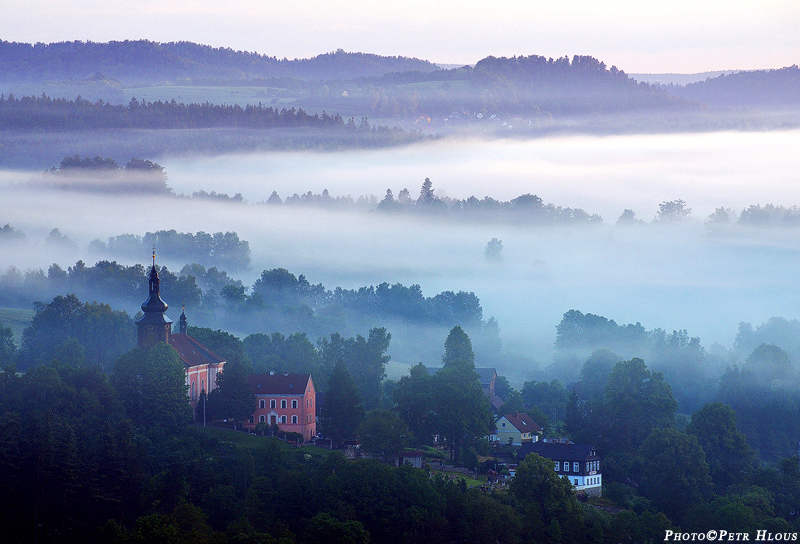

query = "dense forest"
2;280;800;542
663;65;800;109
0;94;388;132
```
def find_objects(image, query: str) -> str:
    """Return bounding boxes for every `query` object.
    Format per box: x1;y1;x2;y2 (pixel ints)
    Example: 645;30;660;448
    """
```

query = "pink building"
136;256;225;418
244;373;317;442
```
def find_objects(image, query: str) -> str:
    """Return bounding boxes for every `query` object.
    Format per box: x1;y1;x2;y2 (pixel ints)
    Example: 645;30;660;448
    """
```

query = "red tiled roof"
503;412;542;433
248;373;312;395
169;333;225;368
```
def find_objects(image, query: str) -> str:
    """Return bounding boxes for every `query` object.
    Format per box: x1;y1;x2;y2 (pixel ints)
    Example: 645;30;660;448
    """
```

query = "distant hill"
662;66;800;109
631;71;739;86
468;54;688;114
0;40;441;84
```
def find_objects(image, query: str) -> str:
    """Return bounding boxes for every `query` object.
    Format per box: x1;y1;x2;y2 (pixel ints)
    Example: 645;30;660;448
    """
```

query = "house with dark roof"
136;254;225;419
491;412;542;446
244;373;317;442
517;441;602;496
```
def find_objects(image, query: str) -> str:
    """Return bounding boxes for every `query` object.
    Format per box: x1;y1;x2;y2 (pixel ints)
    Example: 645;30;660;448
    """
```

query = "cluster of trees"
375;178;603;224
0;257;498;368
547;308;800;464
619;199;800;228
502;350;800;531
93;230;251;271
469;54;686;115
32;156;171;194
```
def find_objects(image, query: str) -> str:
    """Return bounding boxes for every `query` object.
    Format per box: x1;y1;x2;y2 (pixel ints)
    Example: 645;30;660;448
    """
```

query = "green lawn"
193;426;331;458
0;307;34;344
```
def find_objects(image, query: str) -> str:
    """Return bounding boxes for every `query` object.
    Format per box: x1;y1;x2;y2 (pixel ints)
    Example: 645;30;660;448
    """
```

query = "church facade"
136;257;226;416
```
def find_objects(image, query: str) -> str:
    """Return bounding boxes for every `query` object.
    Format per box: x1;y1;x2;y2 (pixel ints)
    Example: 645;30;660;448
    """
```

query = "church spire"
136;249;173;349
179;302;188;334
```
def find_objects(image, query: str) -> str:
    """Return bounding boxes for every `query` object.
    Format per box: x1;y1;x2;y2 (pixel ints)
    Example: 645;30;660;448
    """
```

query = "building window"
574;479;578;486
292;400;298;409
573;462;579;473
259;415;265;423
554;461;560;471
586;462;590;472
281;416;286;424
501;422;506;428
259;399;265;409
281;400;287;409
249;416;254;424
201;379;205;394
191;381;196;400
292;415;298;423
270;400;276;409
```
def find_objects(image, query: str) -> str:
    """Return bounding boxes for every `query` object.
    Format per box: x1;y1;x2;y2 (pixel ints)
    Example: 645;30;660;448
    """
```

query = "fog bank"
2;130;800;370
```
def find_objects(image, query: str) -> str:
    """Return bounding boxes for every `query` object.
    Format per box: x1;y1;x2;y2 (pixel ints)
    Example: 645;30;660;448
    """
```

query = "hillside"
0;40;440;85
662;65;800;109
468;54;688;115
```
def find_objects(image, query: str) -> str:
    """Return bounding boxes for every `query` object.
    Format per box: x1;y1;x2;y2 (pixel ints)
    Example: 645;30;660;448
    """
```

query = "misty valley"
2;39;800;544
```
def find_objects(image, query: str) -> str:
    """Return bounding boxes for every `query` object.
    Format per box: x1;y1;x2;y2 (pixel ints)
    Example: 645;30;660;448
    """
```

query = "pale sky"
1;0;798;73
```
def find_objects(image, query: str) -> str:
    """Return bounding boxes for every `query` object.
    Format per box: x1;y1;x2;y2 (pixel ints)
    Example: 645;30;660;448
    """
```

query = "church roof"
248;373;312;395
169;333;225;368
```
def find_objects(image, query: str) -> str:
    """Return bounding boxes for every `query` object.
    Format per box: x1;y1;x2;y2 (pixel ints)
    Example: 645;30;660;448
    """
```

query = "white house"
490;412;542;446
518;440;602;497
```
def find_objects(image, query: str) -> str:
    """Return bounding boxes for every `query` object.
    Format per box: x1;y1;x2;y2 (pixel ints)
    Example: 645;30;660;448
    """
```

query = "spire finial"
152;246;156;267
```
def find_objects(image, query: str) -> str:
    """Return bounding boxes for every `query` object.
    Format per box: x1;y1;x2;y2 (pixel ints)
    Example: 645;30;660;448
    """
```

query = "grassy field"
0;307;33;344
193;426;331;458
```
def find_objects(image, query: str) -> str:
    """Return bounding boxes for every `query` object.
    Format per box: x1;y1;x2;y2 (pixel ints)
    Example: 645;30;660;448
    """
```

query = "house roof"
249;373;312;395
169;333;225;368
518;441;600;462
502;412;542;433
490;395;505;411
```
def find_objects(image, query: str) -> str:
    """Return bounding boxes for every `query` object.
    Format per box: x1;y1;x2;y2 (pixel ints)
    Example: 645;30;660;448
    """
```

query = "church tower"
136;251;173;349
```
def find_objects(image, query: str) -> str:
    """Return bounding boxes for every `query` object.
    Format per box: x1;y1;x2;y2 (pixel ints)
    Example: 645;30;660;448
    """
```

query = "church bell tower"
136;250;173;349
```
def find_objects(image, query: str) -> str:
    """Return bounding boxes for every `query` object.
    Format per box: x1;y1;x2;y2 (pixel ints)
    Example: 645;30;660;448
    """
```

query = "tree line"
0;93;388;132
1;264;492;372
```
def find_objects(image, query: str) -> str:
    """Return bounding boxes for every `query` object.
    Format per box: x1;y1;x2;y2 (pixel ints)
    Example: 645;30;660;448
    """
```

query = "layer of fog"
166;130;800;223
2;130;800;377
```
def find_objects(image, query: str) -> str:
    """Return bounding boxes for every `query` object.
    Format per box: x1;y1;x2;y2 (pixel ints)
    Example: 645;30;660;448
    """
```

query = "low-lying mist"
2;130;800;380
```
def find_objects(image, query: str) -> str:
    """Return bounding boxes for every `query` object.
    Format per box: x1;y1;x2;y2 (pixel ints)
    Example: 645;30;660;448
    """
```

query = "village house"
243;372;317;442
517;440;603;497
136;255;225;419
490;411;542;446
